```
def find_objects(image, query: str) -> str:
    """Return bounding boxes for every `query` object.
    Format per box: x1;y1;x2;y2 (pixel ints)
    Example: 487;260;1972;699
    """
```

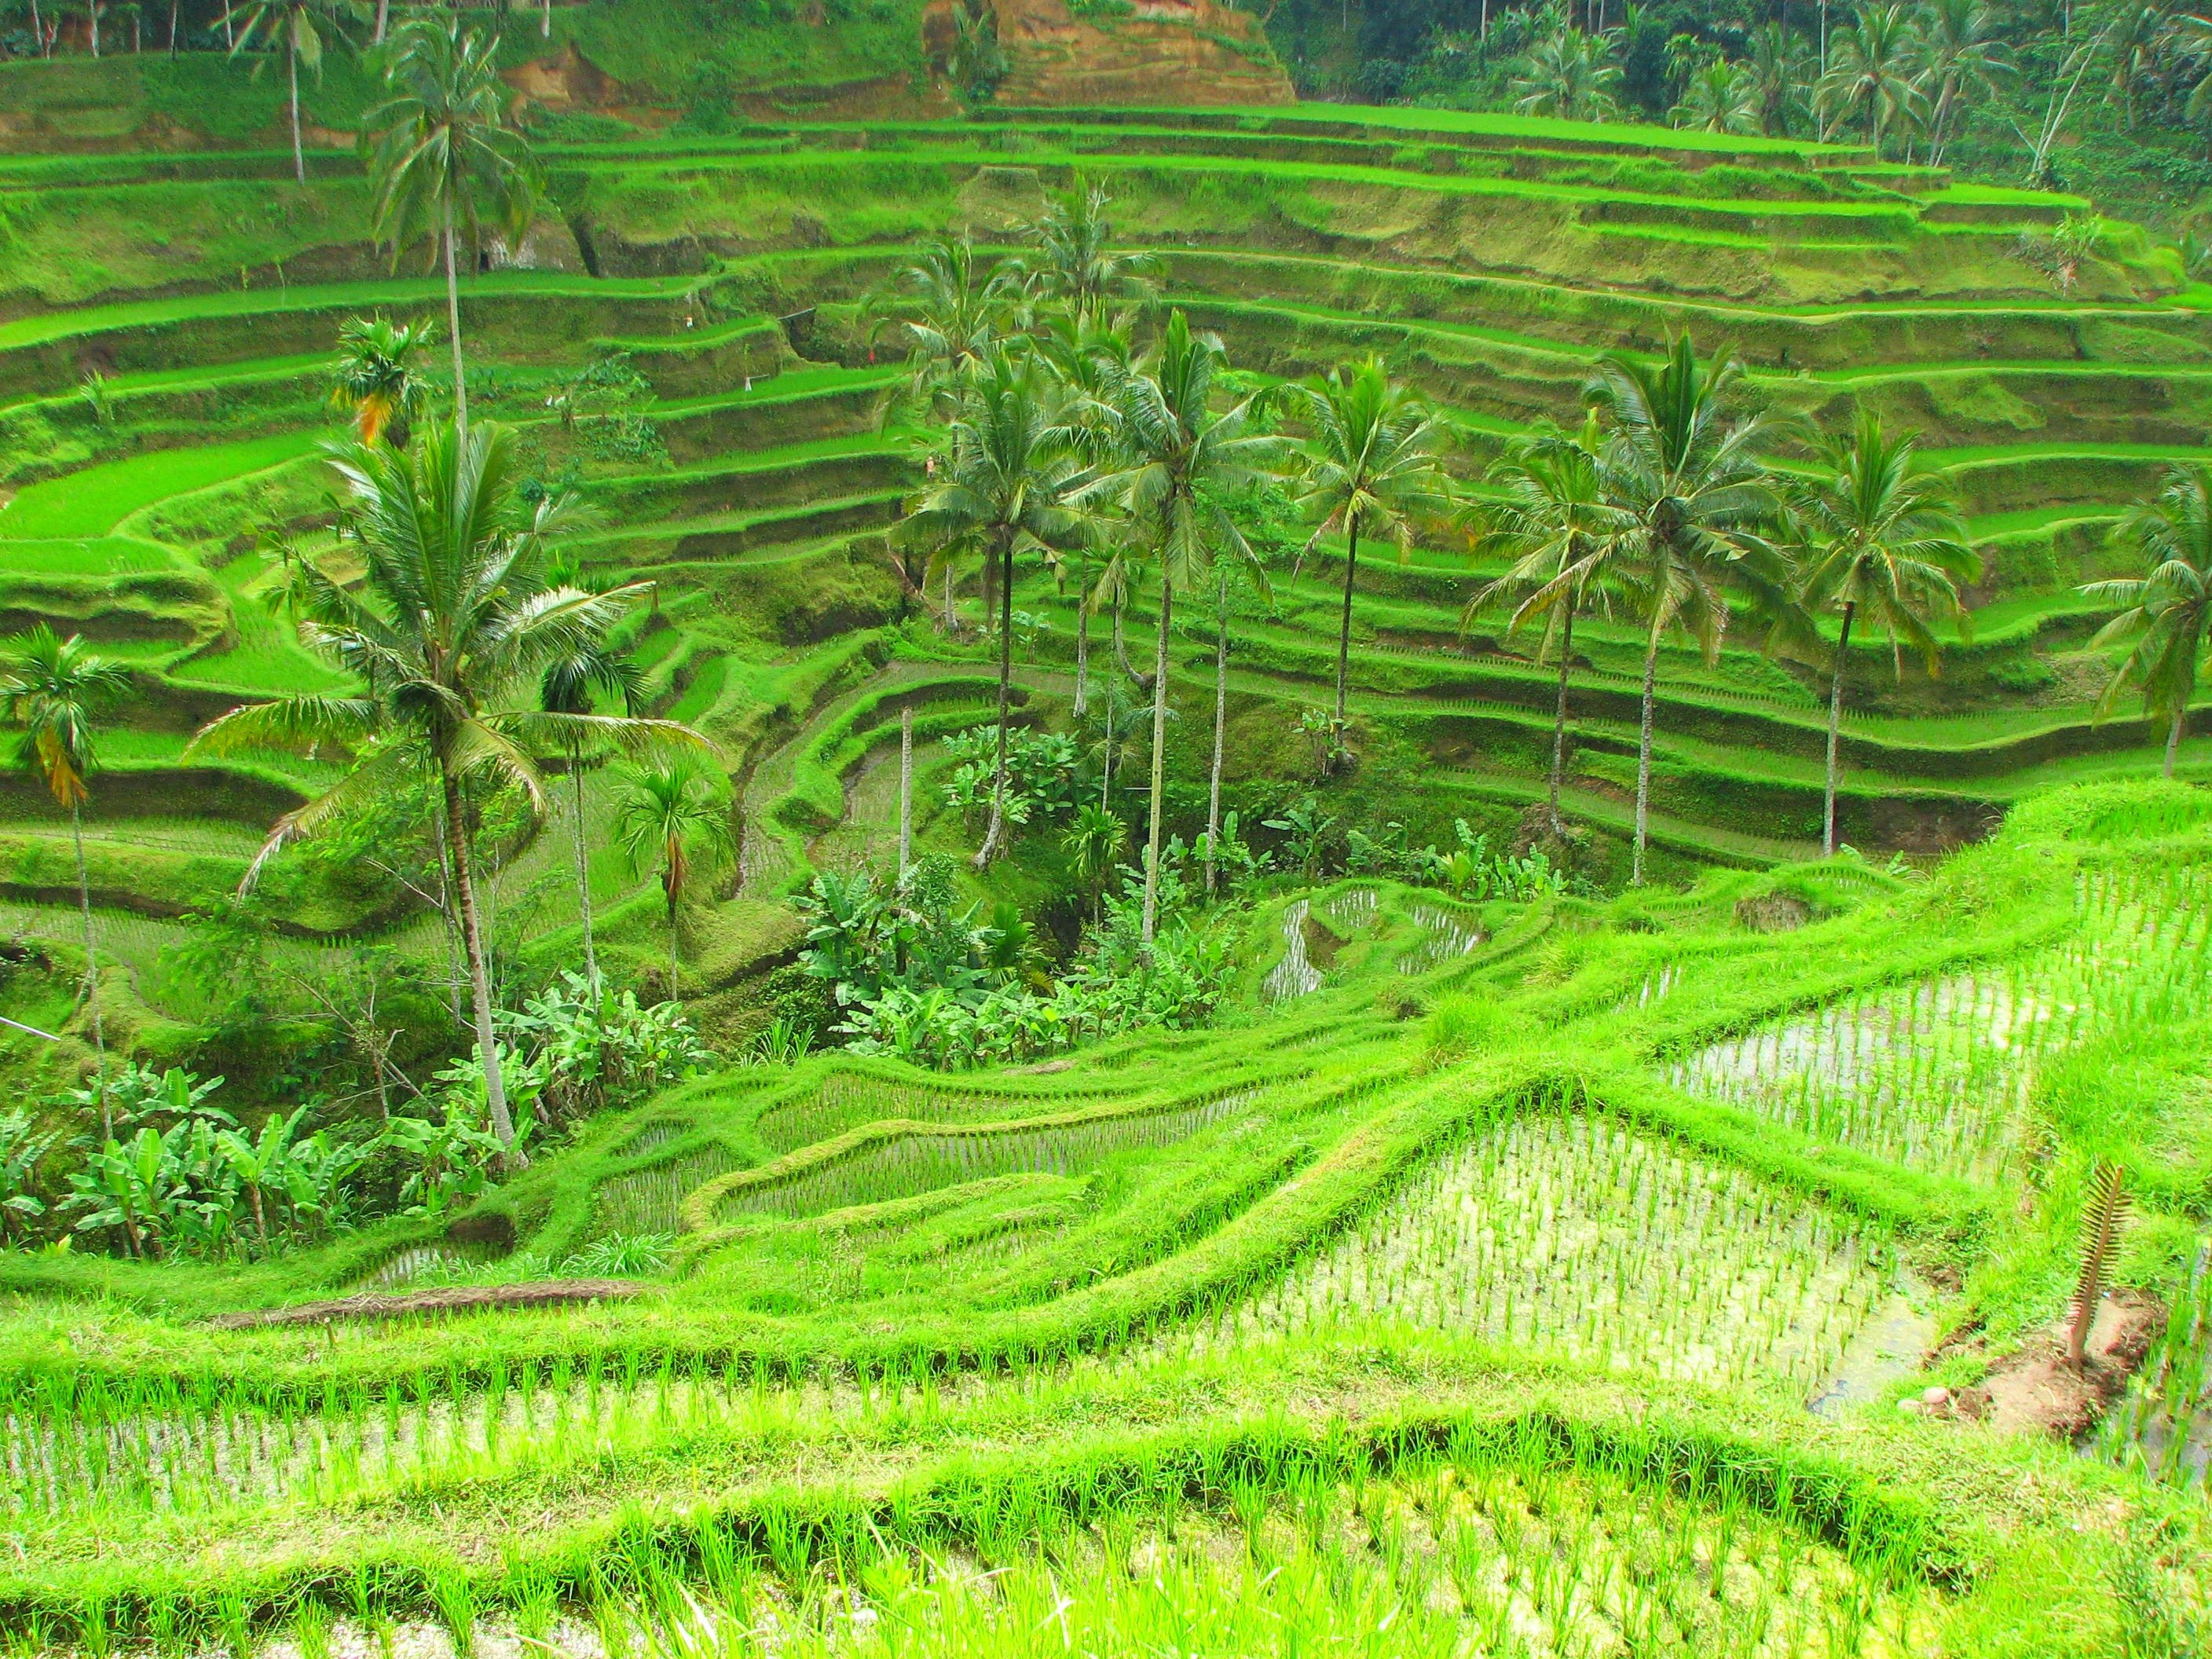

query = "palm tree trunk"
438;771;519;1161
1072;557;1090;718
29;0;44;58
569;753;597;984
542;0;551;35
88;0;98;57
444;200;469;434
1823;601;1855;856
898;702;914;875
976;538;1015;867
373;0;389;38
71;803;111;1140
430;795;466;1027
1632;628;1658;888
167;0;176;54
1207;590;1228;897
287;42;305;185
944;558;955;632
1332;523;1359;769
1141;575;1174;946
2166;703;2185;779
1548;605;1574;835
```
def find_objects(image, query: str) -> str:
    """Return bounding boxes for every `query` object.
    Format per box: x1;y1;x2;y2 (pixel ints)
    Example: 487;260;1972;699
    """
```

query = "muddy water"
1807;1283;1938;1418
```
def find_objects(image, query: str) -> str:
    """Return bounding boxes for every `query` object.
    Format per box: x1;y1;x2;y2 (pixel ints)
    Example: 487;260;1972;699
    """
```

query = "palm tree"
1022;178;1160;324
1090;310;1286;943
329;314;434;446
1287;357;1453;771
1672;59;1762;134
1202;533;1273;896
225;0;359;184
1511;26;1622;120
903;348;1087;867
1914;0;2008;161
1792;411;1979;855
1468;419;1631;836
1747;21;1812;136
362;13;541;436
0;626;130;1137
1816;4;1925;153
2083;463;2212;777
187;419;697;1159
1035;307;1135;720
612;751;734;998
867;238;1025;427
540;636;642;987
1587;336;1785;885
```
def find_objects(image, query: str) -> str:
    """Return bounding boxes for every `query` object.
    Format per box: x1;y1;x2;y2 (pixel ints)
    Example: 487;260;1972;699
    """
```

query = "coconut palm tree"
867;238;1026;427
362;13;541;436
611;750;734;998
1201;532;1273;896
1587;335;1785;885
1792;411;1979;855
1035;307;1135;720
1816;3;1925;153
1511;25;1622;120
1747;21;1812;136
1287;357;1453;771
187;419;698;1160
0;625;131;1136
1913;0;2008;161
540;636;642;987
903;348;1088;867
1090;309;1287;943
329;315;434;446
1022;178;1160;324
2083;463;2212;777
1467;418;1632;836
225;0;360;184
1672;58;1763;134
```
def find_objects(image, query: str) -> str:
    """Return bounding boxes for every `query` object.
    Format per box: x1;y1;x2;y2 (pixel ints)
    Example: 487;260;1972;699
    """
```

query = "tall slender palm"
1816;4;1925;154
1035;307;1135;720
1792;412;1979;855
1090;310;1286;943
1587;336;1785;885
187;419;698;1159
329;314;434;446
540;637;642;987
1022;178;1160;324
1747;21;1811;136
1468;419;1631;836
225;0;359;184
1288;357;1453;771
612;751;734;999
1913;0;2007;162
362;14;541;436
867;238;1025;427
1202;527;1273;896
2083;463;2212;777
0;626;130;1137
903;349;1087;867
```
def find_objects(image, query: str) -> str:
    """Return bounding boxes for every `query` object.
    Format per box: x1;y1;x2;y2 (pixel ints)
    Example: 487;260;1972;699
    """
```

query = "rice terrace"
4;0;2212;1650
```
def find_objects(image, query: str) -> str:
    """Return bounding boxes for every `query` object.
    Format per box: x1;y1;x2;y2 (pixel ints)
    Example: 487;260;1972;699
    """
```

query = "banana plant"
215;1105;310;1255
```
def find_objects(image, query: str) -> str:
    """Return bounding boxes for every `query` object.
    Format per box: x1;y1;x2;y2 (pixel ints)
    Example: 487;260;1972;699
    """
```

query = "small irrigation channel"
1670;864;2212;1182
1180;1112;1892;1395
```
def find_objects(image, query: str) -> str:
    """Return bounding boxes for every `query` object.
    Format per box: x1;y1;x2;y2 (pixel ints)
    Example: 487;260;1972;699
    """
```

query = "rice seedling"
1188;1113;1888;1393
1261;899;1324;1004
1398;902;1485;976
1671;866;2212;1183
593;1148;746;1237
2094;1237;2212;1490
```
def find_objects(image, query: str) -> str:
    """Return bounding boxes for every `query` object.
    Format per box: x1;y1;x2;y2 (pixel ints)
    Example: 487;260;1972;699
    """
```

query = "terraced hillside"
3;88;2212;1657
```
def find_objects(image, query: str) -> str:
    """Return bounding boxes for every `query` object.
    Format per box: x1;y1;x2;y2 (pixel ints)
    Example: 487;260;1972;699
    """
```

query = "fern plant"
2067;1161;2130;1368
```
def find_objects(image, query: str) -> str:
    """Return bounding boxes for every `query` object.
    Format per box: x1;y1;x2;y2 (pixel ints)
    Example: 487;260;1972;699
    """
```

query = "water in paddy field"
1671;866;2212;1183
2094;1240;2212;1490
1807;1284;1940;1419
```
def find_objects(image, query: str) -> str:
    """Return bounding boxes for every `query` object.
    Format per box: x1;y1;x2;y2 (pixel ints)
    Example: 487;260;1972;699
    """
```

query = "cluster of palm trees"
1474;339;1982;877
880;185;1456;944
1511;0;2013;162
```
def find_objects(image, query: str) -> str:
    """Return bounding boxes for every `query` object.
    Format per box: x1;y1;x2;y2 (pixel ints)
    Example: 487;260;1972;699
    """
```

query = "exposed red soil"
1913;1291;2166;1442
